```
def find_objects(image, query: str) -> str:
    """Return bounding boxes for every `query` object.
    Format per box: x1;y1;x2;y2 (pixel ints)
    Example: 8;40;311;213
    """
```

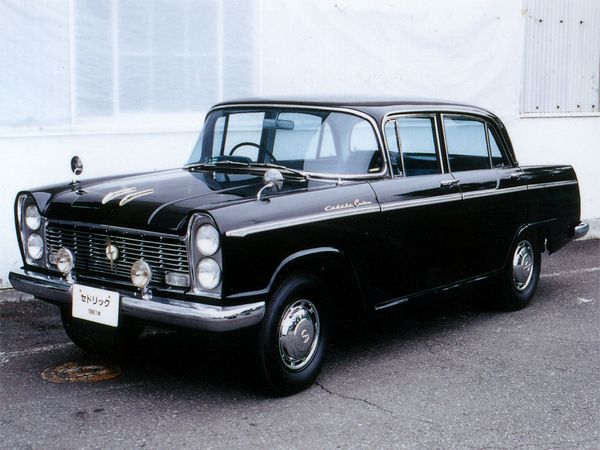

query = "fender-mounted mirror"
70;156;83;184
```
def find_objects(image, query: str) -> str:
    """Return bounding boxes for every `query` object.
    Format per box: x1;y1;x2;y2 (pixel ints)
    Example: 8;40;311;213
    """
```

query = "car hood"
34;168;323;234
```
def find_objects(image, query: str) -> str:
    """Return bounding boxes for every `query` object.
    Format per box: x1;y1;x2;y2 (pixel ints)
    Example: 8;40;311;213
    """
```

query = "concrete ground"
1;239;598;449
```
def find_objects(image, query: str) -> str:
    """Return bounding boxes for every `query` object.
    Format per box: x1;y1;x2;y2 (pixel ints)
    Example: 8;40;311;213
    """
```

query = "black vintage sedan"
10;97;589;394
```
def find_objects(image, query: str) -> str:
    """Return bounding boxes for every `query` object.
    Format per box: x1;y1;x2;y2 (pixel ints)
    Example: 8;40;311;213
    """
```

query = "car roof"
212;96;495;119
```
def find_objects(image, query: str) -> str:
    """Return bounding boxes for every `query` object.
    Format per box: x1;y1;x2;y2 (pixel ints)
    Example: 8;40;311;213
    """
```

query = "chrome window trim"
204;103;390;180
381;112;444;176
485;123;510;168
226;204;381;238
528;180;578;190
484;122;494;169
382;119;404;175
440;113;493;173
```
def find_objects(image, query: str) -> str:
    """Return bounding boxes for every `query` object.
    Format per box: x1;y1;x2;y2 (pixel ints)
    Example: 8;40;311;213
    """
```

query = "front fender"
225;246;367;310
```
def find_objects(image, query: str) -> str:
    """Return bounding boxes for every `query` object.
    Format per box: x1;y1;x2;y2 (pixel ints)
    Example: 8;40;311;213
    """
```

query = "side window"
444;116;490;171
487;126;507;167
397;116;441;176
384;120;401;175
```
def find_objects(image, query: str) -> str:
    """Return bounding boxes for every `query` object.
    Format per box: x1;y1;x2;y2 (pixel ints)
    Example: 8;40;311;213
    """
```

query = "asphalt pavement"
1;239;599;449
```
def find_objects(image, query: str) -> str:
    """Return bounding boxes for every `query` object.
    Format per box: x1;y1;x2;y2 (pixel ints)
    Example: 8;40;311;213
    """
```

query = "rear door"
441;114;527;277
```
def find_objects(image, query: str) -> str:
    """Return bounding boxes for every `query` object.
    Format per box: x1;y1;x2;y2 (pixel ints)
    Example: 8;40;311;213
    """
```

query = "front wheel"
496;235;541;311
61;308;145;357
256;275;329;396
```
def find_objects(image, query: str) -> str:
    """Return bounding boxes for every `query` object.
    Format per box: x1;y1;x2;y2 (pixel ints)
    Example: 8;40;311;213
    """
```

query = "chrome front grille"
45;223;189;286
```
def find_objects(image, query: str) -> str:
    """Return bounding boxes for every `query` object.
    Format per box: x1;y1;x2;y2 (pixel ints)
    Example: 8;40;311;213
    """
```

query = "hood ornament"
257;169;284;201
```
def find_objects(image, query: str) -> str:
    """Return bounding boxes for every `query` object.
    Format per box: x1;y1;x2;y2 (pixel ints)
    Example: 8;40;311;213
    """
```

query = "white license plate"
72;284;119;327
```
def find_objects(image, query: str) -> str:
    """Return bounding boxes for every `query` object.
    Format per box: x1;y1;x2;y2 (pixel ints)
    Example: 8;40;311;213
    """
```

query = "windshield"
188;107;383;176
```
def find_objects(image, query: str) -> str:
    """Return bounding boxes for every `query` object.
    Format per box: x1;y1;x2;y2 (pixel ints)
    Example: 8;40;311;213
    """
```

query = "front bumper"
9;269;265;332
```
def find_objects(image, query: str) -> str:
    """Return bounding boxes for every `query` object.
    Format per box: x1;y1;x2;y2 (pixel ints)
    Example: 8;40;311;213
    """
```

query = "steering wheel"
229;142;278;164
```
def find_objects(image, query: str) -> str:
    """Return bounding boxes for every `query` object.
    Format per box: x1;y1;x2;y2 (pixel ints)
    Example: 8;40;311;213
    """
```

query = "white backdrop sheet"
0;0;256;132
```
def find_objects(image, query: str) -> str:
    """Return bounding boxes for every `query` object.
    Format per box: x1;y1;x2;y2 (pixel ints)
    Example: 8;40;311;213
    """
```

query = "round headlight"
131;260;152;288
56;247;74;274
25;205;41;231
196;258;221;290
27;233;44;260
195;224;219;256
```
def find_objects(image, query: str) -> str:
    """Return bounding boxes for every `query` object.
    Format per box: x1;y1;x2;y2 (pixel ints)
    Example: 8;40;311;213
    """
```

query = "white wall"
1;0;598;287
257;0;599;216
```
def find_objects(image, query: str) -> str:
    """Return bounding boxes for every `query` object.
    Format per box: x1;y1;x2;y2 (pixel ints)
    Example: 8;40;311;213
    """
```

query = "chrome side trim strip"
381;193;462;212
462;185;528;199
528;180;578;190
226;205;381;238
119;189;155;206
374;269;499;311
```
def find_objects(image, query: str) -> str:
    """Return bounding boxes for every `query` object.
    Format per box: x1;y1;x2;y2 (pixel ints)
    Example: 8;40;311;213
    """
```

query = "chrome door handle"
509;172;523;180
440;179;460;188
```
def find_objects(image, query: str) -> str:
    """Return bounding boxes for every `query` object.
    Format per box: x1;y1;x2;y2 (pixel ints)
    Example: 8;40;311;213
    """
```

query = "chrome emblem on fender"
324;198;372;212
102;187;137;205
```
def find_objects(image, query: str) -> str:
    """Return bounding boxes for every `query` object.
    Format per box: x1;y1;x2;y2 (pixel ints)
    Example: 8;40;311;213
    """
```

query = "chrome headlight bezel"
16;193;48;267
187;214;223;297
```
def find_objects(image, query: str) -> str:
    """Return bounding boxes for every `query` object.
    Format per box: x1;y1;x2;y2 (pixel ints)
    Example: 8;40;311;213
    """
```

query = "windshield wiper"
189;160;310;180
188;160;250;170
249;163;309;179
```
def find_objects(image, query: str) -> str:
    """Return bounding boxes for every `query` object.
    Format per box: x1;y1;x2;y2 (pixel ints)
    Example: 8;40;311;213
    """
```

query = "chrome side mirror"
257;169;283;201
70;156;83;184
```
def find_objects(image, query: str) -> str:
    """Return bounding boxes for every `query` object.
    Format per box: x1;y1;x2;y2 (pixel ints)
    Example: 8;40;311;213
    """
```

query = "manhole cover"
41;362;121;383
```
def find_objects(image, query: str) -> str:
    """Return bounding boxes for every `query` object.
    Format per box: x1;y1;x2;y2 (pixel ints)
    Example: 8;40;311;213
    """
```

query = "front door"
368;114;463;307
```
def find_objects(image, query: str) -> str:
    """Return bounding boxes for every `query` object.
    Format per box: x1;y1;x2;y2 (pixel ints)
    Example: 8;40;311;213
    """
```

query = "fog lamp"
196;258;221;290
55;247;74;274
27;233;44;260
131;260;152;288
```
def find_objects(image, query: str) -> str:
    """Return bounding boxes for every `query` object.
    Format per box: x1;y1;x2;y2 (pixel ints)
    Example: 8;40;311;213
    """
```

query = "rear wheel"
496;235;541;311
60;308;144;357
256;274;329;396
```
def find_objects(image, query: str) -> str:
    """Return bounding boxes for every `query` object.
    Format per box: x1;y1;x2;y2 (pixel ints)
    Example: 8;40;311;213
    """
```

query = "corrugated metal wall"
521;0;600;114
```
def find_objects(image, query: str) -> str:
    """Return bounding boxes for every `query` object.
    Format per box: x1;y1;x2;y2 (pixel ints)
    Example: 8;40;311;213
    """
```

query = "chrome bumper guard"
574;222;589;240
8;269;265;332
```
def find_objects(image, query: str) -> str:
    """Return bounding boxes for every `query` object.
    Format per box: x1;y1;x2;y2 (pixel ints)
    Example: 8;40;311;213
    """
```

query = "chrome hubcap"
278;299;320;371
513;240;534;291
